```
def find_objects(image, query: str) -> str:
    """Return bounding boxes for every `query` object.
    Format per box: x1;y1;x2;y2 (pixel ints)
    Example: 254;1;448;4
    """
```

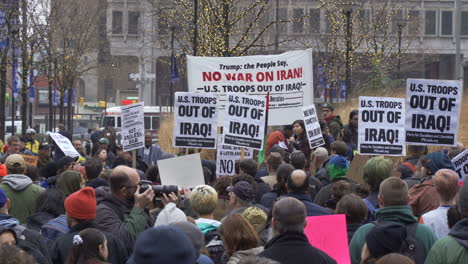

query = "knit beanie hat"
64;187;96;220
458;181;468;217
0;164;7;177
425;152;455;175
171;222;205;258
242;206;268;233
128;226;196;264
363;157;393;192
154;202;187;227
327;155;350;181
365;222;407;258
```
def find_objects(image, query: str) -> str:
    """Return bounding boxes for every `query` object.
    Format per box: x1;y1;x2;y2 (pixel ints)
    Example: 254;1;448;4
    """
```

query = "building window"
309;8;320;33
292;8;304;33
440;10;453;36
277;8;287;34
408;10;420;36
38;90;49;105
424;10;437;35
112;11;123;34
462;11;468;36
128;11;140;35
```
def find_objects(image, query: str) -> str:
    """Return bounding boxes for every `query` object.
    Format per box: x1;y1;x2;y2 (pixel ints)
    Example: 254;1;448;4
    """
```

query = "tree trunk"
0;64;7;142
67;83;73;133
59;90;64;125
48;80;53;132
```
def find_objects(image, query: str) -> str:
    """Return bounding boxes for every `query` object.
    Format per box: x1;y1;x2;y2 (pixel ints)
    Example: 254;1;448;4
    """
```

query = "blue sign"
29;70;34;103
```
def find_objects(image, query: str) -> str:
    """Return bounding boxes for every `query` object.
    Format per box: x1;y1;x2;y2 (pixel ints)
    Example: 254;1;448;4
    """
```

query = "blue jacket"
287;193;332;216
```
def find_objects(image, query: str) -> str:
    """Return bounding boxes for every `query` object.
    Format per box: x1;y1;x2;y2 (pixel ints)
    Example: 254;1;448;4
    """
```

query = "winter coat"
95;195;152;254
136;144;164;167
408;177;439;218
315;155;336;187
343;123;357;146
425;218;468;264
0;174;44;223
292;133;311;163
50;221;128;264
26;211;57;232
287;193;332;217
0;213;51;264
259;231;336;264
260;189;285;210
349;205;437;264
41;214;69;242
227;246;264;264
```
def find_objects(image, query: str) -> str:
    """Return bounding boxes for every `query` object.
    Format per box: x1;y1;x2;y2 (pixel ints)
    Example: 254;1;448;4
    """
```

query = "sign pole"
132;149;137;168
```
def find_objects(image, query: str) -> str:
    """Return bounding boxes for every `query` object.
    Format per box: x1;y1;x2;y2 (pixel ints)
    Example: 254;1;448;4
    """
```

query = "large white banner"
406;79;463;146
222;93;266;150
358;96;406;156
187;49;314;126
302;105;325;149
216;135;253;177
121;102;145;152
173;92;218;149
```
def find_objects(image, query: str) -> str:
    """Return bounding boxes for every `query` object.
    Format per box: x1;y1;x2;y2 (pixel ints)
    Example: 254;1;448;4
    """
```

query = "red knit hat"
0;164;7;177
64;187;96;220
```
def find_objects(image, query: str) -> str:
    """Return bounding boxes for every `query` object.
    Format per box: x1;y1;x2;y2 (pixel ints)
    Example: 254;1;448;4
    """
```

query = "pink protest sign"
305;214;350;264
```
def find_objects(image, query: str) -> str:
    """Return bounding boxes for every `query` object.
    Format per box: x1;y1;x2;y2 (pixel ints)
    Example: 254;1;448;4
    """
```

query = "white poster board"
216;135;253;176
187;49;314;126
222;93;266;150
49;133;81;158
358;96;406;156
173;92;218;149
452;149;468;182
121;102;145;152
302;105;325;149
405;79;463;146
157;153;205;189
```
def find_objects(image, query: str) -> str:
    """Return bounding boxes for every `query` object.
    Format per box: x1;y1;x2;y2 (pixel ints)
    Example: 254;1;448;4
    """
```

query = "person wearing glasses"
0;136;21;164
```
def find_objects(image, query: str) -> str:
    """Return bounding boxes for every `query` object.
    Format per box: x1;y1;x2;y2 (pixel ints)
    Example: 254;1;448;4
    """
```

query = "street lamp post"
339;2;359;100
170;26;175;109
396;20;406;79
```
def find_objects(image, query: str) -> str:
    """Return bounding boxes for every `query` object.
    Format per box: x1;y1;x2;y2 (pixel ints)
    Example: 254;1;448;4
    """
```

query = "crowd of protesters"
0;102;465;264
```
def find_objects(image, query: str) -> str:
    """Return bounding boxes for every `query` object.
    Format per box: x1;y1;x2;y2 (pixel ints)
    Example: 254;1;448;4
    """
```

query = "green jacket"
349;205;437;264
0;175;44;224
425;218;468;264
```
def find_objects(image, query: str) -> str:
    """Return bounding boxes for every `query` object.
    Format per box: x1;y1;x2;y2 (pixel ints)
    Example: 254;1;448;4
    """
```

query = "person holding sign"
289;120;311;168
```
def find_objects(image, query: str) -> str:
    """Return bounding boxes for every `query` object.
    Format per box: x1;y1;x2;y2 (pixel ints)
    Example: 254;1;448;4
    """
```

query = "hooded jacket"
349;206;437;264
0;174;44;223
227;246;264;264
95;194;152;254
425;218;468;264
325;115;343;141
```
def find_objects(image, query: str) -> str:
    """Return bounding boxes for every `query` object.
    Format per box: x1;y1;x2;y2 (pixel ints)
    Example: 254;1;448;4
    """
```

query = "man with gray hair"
259;197;336;264
425;181;468;263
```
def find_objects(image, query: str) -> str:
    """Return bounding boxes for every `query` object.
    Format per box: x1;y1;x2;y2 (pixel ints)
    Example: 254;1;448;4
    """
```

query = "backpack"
371;221;425;264
204;229;224;264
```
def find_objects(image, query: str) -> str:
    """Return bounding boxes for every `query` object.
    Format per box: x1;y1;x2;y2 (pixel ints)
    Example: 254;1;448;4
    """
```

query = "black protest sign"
358;96;406;156
405;79;462;146
222;93;266;150
173;92;219;149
